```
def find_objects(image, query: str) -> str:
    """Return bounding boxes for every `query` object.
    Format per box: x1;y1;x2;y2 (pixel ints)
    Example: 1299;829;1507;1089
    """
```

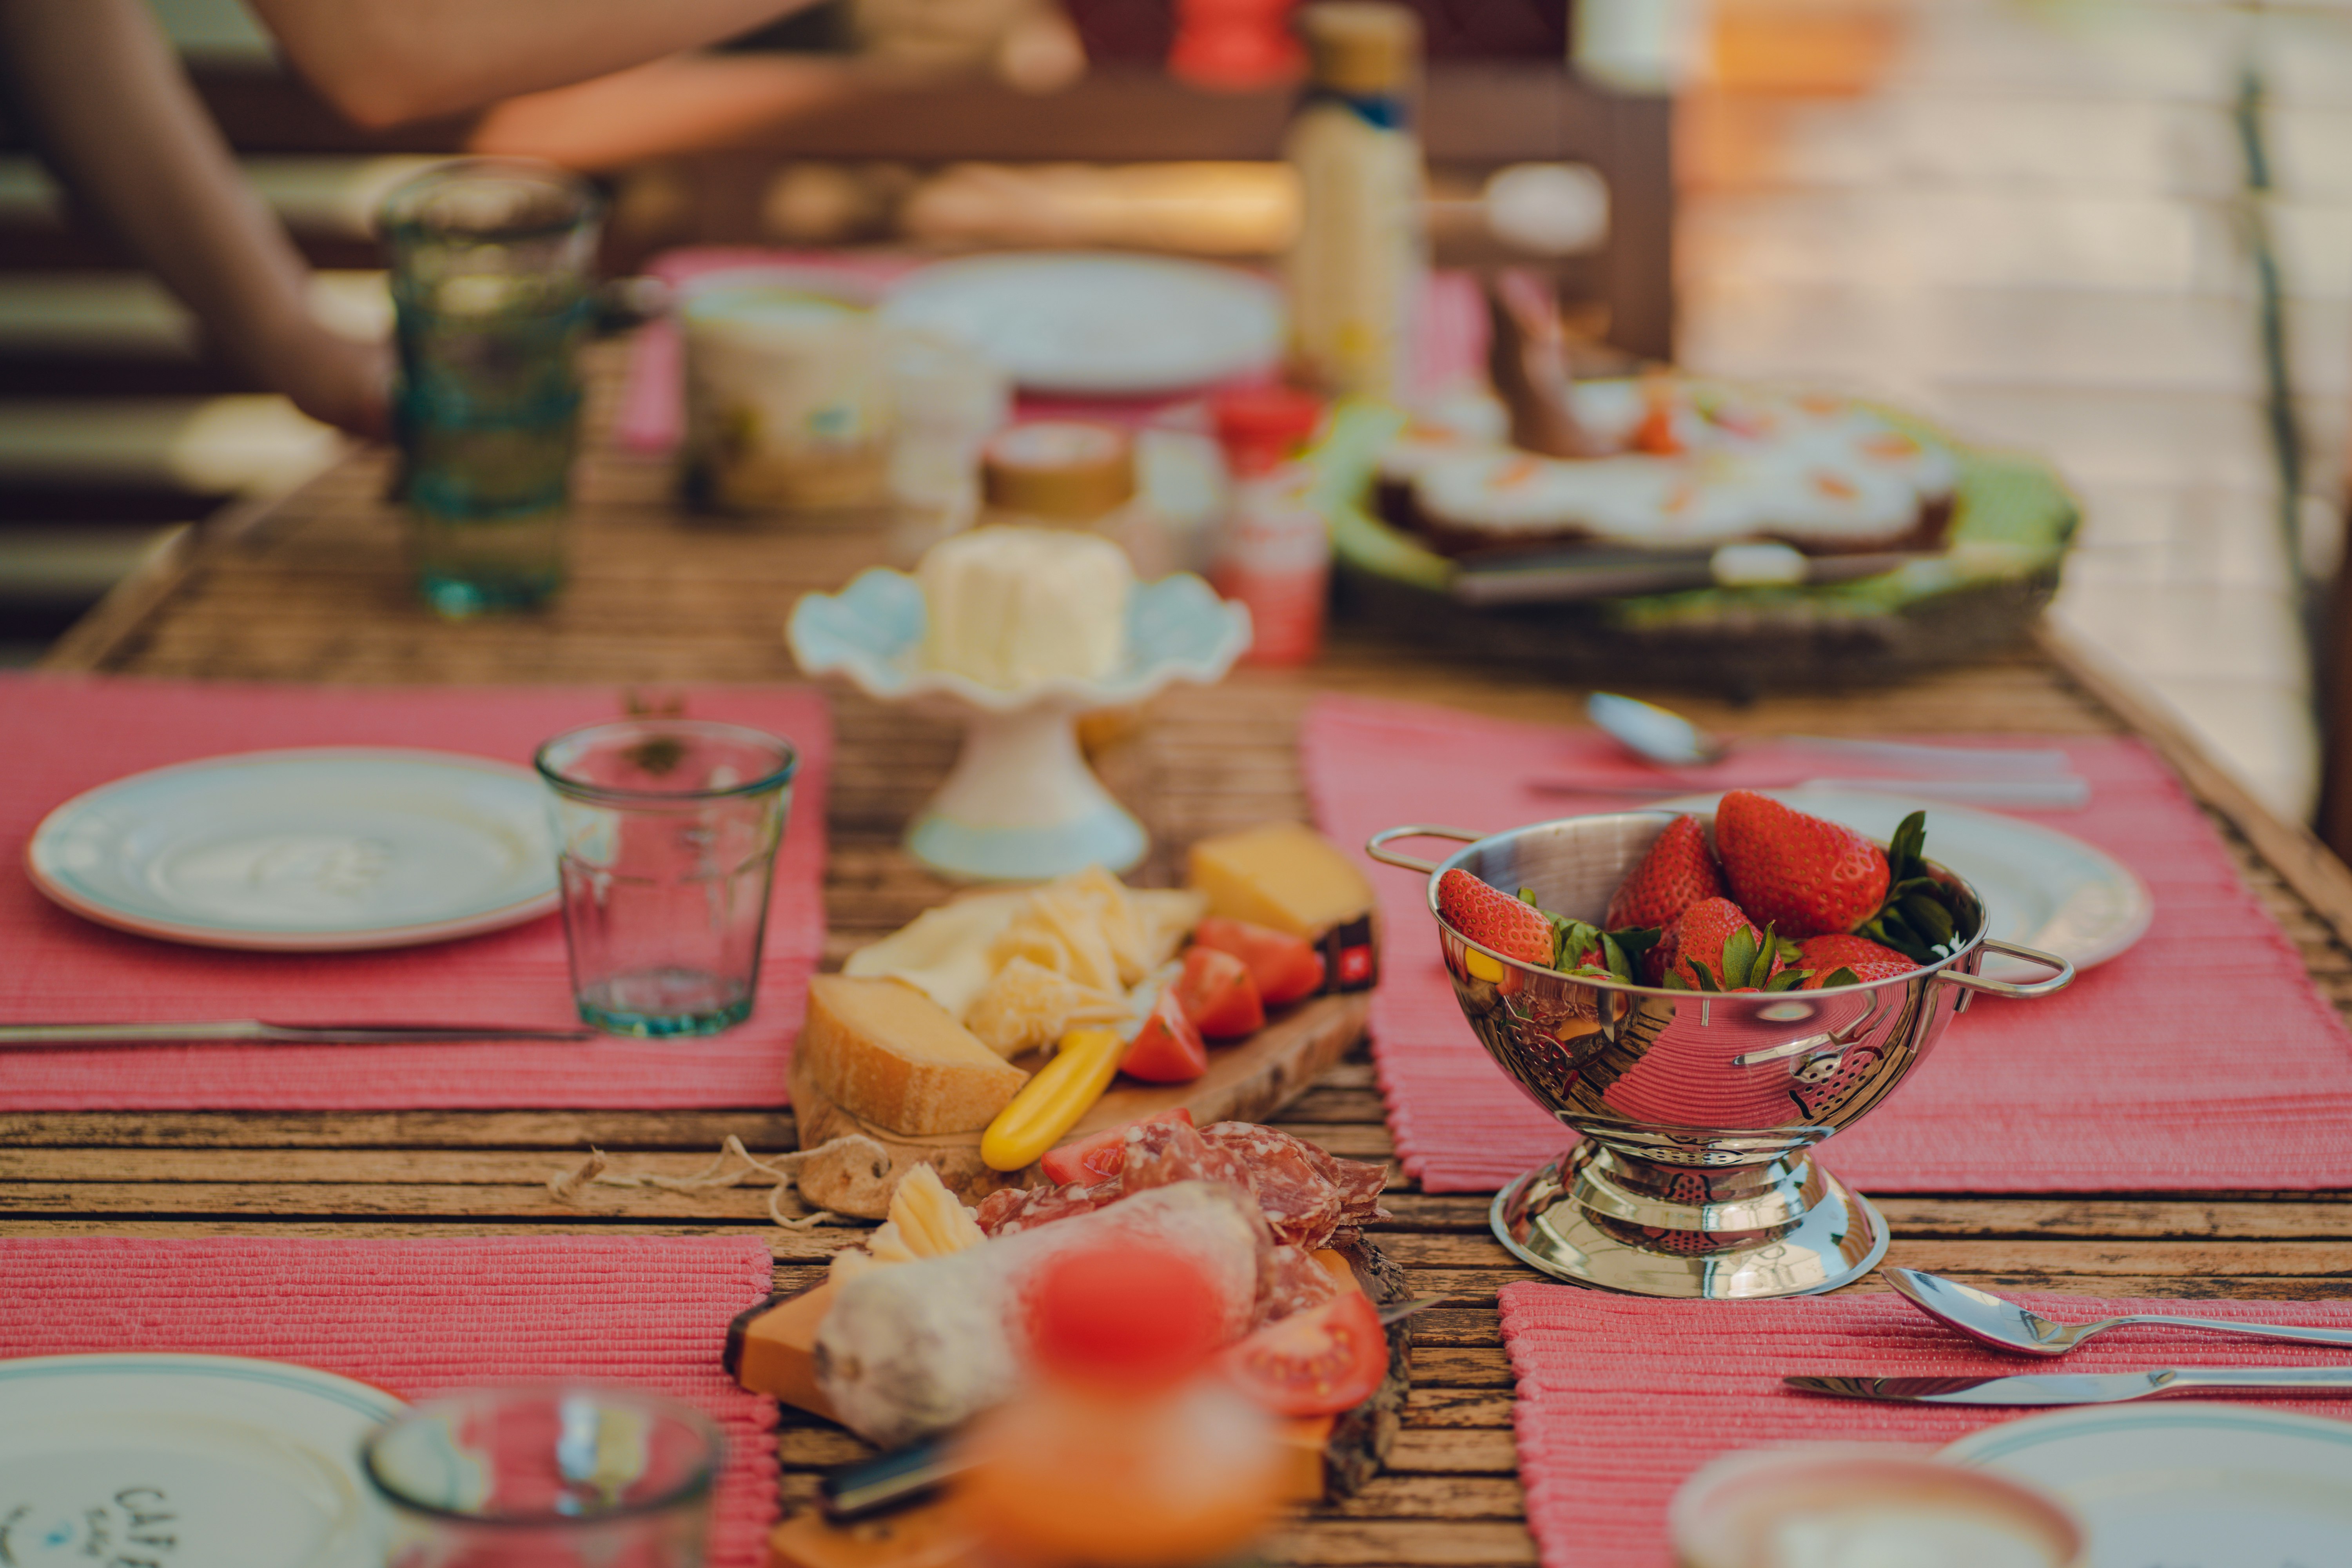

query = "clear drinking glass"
534;719;798;1037
381;159;604;618
363;1384;723;1568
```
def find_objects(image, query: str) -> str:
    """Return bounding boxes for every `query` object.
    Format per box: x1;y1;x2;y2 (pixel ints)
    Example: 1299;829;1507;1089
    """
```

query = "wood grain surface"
21;340;2352;1565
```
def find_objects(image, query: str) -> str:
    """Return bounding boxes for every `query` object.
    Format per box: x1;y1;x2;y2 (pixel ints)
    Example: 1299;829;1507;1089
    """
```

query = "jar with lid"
950;1244;1283;1568
978;420;1181;579
1209;386;1327;666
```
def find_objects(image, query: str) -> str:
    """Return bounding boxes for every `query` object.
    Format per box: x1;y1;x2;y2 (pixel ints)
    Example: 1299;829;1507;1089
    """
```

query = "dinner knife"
1786;1367;2352;1405
0;1020;595;1047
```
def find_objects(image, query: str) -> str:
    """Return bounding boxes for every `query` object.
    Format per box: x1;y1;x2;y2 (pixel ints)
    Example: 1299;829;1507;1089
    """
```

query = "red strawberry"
1436;869;1553;966
1793;934;1915;990
1660;897;1781;992
1606;814;1726;931
1714;790;1890;938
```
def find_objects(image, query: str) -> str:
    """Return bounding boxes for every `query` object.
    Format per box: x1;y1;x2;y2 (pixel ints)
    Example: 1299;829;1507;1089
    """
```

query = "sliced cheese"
879;1163;987;1259
1187;822;1375;938
842;1162;989;1278
1054;865;1151;984
799;976;1029;1136
842;889;1031;1020
1131;886;1210;969
964;956;1127;1058
987;883;1124;994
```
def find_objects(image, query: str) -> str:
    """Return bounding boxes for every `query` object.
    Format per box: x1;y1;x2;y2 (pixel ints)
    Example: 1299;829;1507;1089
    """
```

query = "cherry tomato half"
1038;1107;1196;1187
1172;945;1265;1040
1119;986;1207;1084
1219;1289;1388;1417
1192;917;1325;1008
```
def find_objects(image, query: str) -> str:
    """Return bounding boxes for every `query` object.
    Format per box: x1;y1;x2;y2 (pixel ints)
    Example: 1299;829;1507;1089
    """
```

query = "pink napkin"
0;1234;780;1568
1301;693;2352;1192
0;674;830;1110
1500;1281;2352;1568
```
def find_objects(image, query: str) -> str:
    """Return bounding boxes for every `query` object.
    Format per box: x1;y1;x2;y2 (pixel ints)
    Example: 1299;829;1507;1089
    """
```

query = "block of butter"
1187;822;1378;993
917;524;1131;691
799;976;1029;1136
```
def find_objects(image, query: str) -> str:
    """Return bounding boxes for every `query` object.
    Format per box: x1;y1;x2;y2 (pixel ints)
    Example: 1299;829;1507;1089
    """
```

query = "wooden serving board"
791;993;1373;1214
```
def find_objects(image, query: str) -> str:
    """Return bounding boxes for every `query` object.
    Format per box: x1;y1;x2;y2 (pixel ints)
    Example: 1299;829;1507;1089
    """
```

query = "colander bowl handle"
1365;825;1486;876
1941;938;2075;1000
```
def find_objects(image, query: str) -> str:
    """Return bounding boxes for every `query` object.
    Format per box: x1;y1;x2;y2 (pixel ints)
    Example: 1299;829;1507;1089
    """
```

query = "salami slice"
976;1180;1120;1236
1199;1123;1342;1249
1116;1120;1248;1191
1250;1243;1343;1330
976;1121;1388;1256
977;1121;1269;1240
1192;1123;1341;1249
1281;1130;1390;1226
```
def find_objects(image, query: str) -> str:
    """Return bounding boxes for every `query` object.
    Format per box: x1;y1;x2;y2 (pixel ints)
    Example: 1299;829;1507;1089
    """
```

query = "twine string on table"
544;1133;897;1228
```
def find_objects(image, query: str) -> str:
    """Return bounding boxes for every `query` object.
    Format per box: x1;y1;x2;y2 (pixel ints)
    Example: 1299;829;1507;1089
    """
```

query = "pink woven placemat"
1301;693;2352;1192
0;674;831;1110
1499;1281;2352;1568
0;1235;780;1568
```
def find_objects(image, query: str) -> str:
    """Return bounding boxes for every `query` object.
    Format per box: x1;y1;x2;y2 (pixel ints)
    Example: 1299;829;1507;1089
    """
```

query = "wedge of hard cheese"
799;976;1028;1136
1188;822;1379;993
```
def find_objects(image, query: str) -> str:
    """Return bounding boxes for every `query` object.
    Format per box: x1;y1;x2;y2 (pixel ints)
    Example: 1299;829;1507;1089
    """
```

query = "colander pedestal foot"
1490;1143;1888;1300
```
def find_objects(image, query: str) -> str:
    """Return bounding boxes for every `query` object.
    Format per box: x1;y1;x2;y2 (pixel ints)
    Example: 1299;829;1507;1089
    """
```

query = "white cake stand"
788;567;1251;880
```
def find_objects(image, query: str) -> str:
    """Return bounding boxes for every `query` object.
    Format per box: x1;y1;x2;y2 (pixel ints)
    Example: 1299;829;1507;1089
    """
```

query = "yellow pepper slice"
980;1027;1125;1172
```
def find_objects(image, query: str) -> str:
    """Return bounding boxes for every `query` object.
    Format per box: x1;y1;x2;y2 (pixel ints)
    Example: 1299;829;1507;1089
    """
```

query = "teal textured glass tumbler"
535;719;799;1038
381;159;603;617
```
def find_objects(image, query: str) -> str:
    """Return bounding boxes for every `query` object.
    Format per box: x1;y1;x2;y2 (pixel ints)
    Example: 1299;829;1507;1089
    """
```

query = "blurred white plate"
881;252;1282;395
27;748;558;951
1945;1405;2352;1568
1652;788;2152;977
0;1353;403;1568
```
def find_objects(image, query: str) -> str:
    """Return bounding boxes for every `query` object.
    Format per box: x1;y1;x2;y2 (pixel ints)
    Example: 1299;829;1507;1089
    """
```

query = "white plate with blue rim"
1652;788;2153;980
880;252;1283;395
25;748;559;951
1944;1403;2352;1568
0;1353;404;1568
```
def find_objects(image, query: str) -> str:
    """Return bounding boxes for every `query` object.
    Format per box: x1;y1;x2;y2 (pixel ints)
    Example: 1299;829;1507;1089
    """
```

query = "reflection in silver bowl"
1369;814;2074;1300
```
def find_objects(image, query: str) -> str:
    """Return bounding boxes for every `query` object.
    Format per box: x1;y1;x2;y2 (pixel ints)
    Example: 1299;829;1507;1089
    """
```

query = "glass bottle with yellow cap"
1283;2;1426;401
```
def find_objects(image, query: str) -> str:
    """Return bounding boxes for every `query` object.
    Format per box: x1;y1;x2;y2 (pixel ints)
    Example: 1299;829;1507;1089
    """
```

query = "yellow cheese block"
768;1502;975;1568
1187;821;1375;939
799;976;1029;1136
727;1279;840;1421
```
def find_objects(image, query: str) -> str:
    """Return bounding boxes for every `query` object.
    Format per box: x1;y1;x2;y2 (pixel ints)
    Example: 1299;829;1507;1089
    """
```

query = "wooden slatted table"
19;345;2352;1564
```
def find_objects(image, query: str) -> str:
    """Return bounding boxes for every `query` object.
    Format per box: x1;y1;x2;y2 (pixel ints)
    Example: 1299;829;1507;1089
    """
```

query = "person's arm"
246;0;819;128
0;0;389;438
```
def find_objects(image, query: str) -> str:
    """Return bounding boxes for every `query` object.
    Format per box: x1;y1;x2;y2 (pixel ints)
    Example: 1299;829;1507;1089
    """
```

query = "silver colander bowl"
1369;813;2074;1300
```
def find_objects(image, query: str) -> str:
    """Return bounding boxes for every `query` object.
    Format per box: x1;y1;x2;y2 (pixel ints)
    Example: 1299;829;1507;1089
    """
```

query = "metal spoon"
1883;1267;2352;1357
1585;692;2076;780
